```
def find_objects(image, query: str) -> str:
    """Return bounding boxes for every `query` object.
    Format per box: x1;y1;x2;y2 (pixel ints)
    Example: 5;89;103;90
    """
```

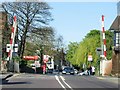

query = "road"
1;73;119;90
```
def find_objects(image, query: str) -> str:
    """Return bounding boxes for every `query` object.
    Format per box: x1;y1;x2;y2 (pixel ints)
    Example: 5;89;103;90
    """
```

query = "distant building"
109;2;120;77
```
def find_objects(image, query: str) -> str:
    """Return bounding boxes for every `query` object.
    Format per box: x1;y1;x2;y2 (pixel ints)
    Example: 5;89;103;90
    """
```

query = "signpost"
34;61;40;67
43;55;50;74
88;55;92;61
6;44;18;53
43;55;50;63
34;60;40;73
23;56;39;73
96;47;102;76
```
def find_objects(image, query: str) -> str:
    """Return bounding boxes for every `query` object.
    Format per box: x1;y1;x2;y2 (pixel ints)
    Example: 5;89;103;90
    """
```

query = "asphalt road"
1;73;119;90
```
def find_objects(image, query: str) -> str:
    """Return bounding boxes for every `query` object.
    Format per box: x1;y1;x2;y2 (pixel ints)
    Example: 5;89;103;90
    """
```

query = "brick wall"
0;11;7;72
111;48;120;77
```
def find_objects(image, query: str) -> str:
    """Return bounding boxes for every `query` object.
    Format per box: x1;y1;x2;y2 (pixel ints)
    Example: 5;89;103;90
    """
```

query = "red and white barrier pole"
8;16;17;62
101;15;107;60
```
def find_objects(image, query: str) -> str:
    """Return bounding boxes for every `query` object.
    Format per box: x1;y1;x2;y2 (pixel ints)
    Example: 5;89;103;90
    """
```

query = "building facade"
0;4;10;72
109;2;120;77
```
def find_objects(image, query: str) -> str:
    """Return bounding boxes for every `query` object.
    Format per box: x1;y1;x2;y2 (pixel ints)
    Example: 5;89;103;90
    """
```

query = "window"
115;32;120;46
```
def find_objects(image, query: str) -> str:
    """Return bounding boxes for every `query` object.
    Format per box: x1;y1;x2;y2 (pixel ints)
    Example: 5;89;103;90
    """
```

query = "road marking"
55;75;66;90
60;76;73;90
60;76;65;80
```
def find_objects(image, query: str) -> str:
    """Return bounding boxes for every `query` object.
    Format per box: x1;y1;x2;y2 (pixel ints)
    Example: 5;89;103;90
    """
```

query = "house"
109;2;120;77
0;4;8;73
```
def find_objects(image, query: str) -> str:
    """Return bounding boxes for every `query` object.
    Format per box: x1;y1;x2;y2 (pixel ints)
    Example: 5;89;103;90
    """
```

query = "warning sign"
43;55;50;63
88;55;92;61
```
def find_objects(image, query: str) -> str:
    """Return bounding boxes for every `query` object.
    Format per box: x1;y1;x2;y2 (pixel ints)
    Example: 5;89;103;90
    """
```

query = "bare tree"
56;35;64;49
2;2;53;58
28;26;56;54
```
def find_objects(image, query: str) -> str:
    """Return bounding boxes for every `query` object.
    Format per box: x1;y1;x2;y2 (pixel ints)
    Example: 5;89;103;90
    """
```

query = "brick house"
0;4;11;72
109;2;120;77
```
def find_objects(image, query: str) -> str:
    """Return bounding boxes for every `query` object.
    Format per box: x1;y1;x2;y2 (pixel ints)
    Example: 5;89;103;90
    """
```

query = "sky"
48;2;117;46
0;0;118;46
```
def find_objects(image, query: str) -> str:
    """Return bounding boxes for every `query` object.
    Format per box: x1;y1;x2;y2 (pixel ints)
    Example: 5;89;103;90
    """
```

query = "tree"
55;35;64;49
25;26;55;56
105;30;114;60
66;42;79;65
2;2;53;58
66;30;113;69
54;35;64;60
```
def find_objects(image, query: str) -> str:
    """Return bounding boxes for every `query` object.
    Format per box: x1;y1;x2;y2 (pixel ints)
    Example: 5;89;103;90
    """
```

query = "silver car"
78;70;88;76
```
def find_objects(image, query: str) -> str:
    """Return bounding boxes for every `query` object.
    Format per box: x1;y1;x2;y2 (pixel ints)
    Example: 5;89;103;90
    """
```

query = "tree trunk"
20;21;29;59
18;36;23;58
21;34;27;59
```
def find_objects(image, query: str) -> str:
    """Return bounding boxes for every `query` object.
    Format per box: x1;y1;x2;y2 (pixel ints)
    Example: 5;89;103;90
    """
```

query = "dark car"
62;67;75;75
47;69;53;74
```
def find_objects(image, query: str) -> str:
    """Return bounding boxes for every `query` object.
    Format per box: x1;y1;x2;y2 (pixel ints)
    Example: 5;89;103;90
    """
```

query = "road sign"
35;61;40;67
100;55;105;58
43;55;50;63
6;44;18;52
23;56;39;60
88;55;92;61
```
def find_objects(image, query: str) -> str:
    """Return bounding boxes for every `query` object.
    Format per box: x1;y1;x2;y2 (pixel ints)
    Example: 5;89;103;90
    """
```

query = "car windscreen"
64;67;74;71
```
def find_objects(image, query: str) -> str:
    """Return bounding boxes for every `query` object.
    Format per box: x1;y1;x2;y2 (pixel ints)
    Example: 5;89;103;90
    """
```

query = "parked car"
62;67;75;75
78;70;88;76
47;69;53;74
74;69;78;74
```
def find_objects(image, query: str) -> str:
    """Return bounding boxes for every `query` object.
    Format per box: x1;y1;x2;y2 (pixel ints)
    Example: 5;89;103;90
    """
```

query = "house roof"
109;16;120;31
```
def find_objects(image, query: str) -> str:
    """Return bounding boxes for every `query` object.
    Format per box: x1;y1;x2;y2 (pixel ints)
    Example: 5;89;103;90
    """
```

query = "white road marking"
55;75;66;90
60;76;65;80
60;76;73;90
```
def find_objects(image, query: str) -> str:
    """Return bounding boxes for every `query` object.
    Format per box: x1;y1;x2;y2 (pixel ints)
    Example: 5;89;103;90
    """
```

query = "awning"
109;16;120;31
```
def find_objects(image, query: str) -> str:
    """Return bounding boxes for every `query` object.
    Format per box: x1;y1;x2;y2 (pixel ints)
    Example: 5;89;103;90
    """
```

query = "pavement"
94;75;119;85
